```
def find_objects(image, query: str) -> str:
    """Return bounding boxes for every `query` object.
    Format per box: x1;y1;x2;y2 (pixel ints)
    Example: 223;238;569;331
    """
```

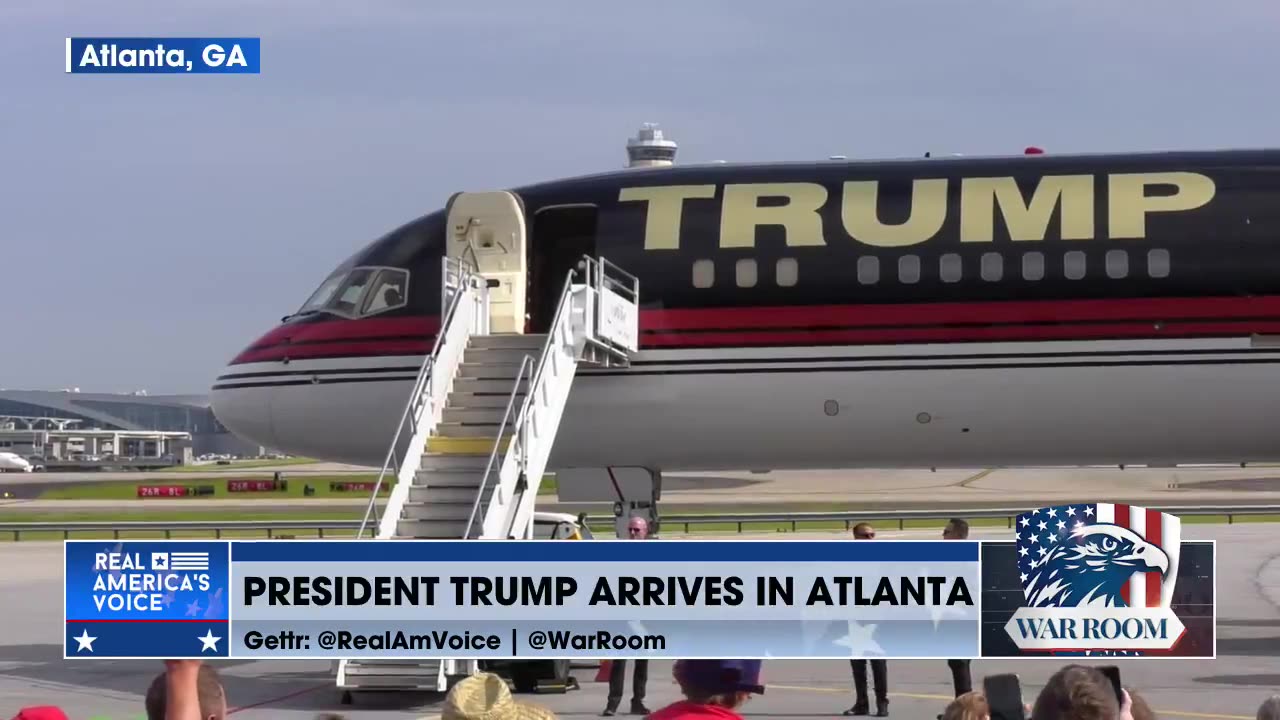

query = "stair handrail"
579;255;640;358
358;259;483;538
464;265;579;539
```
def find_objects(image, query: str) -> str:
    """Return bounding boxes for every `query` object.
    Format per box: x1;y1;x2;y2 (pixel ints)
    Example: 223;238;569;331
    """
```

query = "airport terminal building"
0;389;261;459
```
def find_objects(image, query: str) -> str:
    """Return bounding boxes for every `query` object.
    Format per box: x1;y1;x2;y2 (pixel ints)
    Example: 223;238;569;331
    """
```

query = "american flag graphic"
1015;503;1181;609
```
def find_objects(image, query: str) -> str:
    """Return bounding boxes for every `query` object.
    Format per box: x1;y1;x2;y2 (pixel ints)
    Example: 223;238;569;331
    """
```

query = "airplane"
0;452;33;473
211;147;1280;475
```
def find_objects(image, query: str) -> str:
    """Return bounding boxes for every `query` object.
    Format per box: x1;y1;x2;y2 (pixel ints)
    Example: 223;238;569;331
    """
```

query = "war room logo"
1004;503;1184;652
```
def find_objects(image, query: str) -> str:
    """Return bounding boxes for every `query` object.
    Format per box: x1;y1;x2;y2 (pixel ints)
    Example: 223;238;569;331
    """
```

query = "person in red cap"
10;708;68;720
603;515;651;716
649;659;765;720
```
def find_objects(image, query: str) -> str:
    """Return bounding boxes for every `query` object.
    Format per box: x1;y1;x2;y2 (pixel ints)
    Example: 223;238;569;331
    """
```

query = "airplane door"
446;191;528;334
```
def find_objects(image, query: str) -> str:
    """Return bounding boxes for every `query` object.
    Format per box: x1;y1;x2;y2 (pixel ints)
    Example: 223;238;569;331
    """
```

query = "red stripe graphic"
1145;508;1163;608
1114;504;1131;606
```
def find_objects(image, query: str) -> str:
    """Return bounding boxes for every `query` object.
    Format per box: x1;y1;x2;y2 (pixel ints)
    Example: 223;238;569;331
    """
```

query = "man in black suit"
602;516;651;716
846;522;889;717
942;518;973;697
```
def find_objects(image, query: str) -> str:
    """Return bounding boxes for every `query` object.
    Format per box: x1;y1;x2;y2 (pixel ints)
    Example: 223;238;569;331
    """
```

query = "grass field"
34;474;559;500
1;507;1274;542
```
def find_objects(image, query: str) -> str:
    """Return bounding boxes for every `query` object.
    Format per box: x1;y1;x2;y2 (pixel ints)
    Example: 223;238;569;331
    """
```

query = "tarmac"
6;466;1280;513
2;522;1278;720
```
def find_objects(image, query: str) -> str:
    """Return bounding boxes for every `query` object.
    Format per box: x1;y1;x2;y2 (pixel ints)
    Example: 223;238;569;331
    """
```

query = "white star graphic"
833;620;884;657
73;629;96;652
1066;507;1077;517
1037;546;1049;557
198;629;221;652
1074;522;1085;531
1018;546;1029;557
1019;573;1028;583
1028;534;1039;544
1047;508;1058;518
1018;517;1030;528
1085;507;1095;517
1037;520;1048;532
1056;520;1066;531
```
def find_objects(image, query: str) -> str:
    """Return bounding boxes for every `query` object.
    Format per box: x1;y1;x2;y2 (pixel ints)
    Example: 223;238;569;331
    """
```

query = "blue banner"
66;38;260;74
64;540;230;659
64;539;981;660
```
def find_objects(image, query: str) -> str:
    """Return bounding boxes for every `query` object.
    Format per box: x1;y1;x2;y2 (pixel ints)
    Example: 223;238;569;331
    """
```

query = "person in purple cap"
648;660;765;720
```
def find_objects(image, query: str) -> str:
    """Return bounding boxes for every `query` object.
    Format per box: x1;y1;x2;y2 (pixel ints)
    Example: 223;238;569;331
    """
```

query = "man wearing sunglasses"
846;523;889;717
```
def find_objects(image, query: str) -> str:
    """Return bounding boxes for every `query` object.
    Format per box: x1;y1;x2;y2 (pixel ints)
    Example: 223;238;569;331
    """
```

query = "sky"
1;0;1277;394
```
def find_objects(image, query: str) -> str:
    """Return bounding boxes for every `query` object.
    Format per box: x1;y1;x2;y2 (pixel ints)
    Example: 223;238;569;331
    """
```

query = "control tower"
626;123;678;168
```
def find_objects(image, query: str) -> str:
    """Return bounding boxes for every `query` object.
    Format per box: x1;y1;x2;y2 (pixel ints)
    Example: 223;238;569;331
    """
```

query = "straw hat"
441;673;558;720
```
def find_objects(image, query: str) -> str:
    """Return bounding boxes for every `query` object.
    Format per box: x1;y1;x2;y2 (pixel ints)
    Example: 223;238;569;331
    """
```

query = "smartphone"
982;673;1026;720
1097;665;1124;706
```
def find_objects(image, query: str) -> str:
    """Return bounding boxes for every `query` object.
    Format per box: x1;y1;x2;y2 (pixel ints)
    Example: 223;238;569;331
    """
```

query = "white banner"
1004;606;1184;651
598;287;638;351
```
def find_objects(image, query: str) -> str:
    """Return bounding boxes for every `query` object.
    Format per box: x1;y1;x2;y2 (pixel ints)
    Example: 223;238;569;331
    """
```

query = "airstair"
335;253;639;702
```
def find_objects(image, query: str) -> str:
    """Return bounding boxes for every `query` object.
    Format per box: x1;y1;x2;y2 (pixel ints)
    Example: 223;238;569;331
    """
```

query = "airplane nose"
210;374;279;452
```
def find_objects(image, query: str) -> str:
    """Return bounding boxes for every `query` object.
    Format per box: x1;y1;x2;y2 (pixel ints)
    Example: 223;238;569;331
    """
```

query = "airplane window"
360;269;410;316
297;271;347;313
1148;249;1171;278
857;256;879;285
981;253;1003;282
325;268;375;316
1022;252;1045;281
939;254;962;283
1064;251;1086;280
776;258;798;287
898;255;920;284
1105;250;1129;280
692;259;715;288
735;259;758;288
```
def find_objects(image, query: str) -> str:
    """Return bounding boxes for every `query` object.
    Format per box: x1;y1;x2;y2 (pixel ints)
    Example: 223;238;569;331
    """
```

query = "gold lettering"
618;185;716;250
960;175;1094;242
1108;172;1215;239
718;183;828;248
841;179;947;248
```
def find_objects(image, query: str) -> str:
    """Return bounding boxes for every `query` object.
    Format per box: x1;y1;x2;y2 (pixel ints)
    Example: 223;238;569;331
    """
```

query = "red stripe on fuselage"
228;296;1280;364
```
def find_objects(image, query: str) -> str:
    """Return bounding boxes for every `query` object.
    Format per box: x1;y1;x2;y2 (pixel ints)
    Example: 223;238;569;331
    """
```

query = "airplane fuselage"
211;149;1280;470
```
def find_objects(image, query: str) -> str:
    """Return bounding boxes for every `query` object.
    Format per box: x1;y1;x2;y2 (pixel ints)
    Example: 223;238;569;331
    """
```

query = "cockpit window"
360;269;410;316
325;268;375;316
298;271;347;314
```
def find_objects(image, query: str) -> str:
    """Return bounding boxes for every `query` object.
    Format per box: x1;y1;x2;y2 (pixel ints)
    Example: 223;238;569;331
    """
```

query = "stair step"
452;377;530;394
446;392;527;409
411;469;483;488
409;483;492;503
425;435;512;455
441;406;507;424
418;454;490;472
435;421;503;438
401;500;478;521
469;333;547;349
397;518;471;538
344;660;441;675
457;361;530;379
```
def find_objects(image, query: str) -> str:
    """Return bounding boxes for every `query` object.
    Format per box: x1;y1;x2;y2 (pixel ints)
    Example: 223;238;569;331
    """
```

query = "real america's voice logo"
1004;503;1184;652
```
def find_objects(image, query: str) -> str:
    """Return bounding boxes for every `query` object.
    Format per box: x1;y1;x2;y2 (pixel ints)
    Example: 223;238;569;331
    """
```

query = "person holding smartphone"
845;523;889;717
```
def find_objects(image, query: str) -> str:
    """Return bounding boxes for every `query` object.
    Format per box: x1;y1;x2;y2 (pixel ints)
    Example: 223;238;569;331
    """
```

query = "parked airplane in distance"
0;452;33;472
211;147;1280;473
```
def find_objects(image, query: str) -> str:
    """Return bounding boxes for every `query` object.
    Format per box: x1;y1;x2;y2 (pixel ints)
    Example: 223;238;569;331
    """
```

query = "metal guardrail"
3;504;1280;540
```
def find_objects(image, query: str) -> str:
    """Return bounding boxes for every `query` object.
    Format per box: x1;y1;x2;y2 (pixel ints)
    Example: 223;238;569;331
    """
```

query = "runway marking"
958;468;998;488
764;683;1255;719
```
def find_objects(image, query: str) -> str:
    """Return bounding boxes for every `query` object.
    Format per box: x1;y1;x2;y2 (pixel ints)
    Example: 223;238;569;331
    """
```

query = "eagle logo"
1024;524;1169;608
